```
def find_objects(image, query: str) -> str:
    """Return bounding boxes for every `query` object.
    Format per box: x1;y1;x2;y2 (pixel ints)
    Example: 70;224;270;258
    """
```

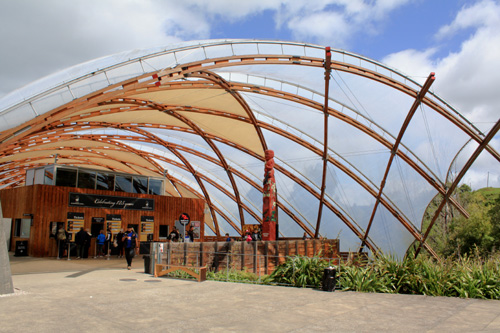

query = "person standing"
187;225;194;242
116;229;124;258
83;229;92;258
123;227;139;270
75;227;87;259
56;225;68;259
168;227;179;242
96;230;106;257
105;227;112;257
252;229;260;241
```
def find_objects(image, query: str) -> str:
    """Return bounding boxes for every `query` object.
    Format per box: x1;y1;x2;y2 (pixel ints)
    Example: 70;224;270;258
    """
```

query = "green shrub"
268;255;330;288
336;254;500;299
197;252;500;300
207;268;263;283
337;264;391;293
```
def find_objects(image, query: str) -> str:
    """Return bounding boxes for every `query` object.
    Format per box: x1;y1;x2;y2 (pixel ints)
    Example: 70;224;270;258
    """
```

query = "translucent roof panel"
1;39;498;259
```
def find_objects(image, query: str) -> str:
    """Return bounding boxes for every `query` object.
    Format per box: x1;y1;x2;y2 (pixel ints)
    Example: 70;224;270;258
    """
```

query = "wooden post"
253;241;257;274
183;241;187;265
241;242;245;270
214;241;218;272
227;241;232;270
275;240;279;266
264;241;269;275
199;242;204;267
167;242;171;265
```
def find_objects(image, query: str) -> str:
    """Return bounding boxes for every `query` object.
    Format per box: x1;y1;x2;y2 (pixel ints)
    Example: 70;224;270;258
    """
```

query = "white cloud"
174;0;412;47
382;0;500;131
381;48;438;81
0;0;415;98
279;0;411;47
181;0;282;20
382;0;500;190
287;11;350;46
436;0;500;39
0;0;207;97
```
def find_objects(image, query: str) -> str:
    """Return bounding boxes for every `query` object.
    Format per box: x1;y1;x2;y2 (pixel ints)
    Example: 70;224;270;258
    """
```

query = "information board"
106;214;122;235
191;221;201;240
67;212;84;242
140;216;154;242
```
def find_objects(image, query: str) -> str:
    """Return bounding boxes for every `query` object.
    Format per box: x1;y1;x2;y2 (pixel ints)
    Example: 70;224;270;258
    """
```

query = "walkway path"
2;254;500;332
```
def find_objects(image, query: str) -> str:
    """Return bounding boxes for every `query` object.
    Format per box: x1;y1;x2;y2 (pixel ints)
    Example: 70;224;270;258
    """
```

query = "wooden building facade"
0;184;205;257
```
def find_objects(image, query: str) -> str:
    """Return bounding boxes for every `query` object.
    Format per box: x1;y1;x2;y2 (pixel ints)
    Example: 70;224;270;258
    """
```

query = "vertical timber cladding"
0;184;205;257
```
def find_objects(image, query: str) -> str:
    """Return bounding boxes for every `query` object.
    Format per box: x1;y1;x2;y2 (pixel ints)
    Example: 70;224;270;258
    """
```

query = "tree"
488;195;500;250
419;186;499;259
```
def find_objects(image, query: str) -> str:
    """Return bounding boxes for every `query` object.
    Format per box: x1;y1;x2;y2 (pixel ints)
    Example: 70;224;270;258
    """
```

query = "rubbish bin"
321;266;337;292
15;241;28;257
140;242;151;255
143;255;152;274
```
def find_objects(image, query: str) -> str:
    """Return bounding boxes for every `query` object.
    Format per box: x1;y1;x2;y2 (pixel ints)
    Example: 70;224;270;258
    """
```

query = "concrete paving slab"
2;254;500;332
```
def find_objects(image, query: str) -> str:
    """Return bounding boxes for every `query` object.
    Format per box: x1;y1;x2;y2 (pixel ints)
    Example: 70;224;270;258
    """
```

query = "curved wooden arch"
1;42;494;255
360;73;435;254
102;96;250;231
1;105;434;255
5;129;317;238
95;78;469;218
3;114;411;253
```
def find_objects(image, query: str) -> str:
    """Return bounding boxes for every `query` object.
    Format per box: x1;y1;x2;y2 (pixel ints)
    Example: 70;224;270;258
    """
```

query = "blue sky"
208;1;469;60
0;0;499;188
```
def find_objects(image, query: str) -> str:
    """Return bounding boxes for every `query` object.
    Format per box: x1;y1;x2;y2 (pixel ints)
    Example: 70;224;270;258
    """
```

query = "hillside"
419;185;500;259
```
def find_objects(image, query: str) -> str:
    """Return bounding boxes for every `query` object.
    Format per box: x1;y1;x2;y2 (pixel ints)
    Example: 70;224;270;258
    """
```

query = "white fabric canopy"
1;39;498;257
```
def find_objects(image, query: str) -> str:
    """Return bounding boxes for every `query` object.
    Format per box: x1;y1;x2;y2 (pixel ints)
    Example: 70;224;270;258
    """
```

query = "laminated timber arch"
1;40;498;258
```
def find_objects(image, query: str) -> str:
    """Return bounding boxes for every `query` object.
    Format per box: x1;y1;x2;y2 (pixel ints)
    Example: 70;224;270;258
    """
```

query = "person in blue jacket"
122;227;139;270
96;230;106;257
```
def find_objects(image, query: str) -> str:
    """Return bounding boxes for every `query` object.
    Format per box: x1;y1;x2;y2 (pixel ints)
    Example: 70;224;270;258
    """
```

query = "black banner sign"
69;193;154;211
67;212;84;220
92;217;105;223
106;214;122;221
141;216;154;222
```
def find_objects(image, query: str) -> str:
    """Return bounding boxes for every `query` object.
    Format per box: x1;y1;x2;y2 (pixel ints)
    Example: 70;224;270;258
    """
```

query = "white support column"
0;199;14;295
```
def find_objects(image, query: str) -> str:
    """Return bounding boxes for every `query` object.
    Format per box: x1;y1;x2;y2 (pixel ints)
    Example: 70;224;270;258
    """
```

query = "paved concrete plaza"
1;254;500;332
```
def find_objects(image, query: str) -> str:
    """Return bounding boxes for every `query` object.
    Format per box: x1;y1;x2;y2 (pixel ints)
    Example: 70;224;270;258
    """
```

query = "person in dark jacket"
251;229;260;241
187;225;194;242
168;227;180;242
116;229;124;258
122;227;139;270
83;229;92;258
75;227;87;259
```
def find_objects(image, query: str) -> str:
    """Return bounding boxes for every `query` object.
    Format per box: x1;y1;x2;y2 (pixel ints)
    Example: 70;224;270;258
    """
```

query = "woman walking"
122;227;139;270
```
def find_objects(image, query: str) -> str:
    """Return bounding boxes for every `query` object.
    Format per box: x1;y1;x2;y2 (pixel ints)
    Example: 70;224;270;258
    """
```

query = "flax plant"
190;250;500;300
268;255;329;288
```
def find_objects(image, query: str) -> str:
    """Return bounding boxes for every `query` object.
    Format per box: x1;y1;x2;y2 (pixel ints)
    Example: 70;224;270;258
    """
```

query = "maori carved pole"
262;150;277;241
